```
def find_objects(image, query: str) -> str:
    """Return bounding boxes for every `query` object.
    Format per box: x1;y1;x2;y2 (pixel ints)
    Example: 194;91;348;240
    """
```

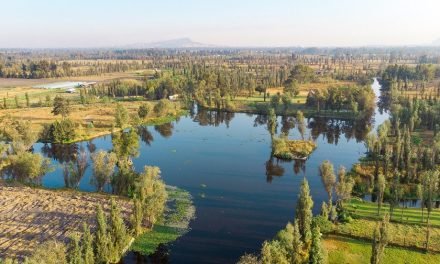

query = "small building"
169;94;179;101
66;88;76;93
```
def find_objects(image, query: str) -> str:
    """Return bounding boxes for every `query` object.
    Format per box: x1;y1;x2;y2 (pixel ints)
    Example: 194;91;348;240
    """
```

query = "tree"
114;103;129;128
309;223;324;264
3;119;39;152
14;95;19;108
153;99;173;116
320;201;329;219
296;178;313;245
50;119;77;143
6;152;51;183
135;166;168;227
261;240;289;264
91;151;117;192
335;166;354;207
130;197;143;236
422;170;439;251
371;214;390;264
288;65;315;84
82;223;94;264
319;160;336;209
416;183;424;222
291;220;304;264
25;92;30;107
376;174;386;215
237;254;260;264
95;206;110;263
108;199;130;262
67;233;82;264
52;96;71;118
138;103;151;119
283;79;299;97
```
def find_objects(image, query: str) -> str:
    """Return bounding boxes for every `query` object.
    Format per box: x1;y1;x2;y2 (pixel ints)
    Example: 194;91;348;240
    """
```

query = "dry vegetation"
0;100;182;142
0;181;131;260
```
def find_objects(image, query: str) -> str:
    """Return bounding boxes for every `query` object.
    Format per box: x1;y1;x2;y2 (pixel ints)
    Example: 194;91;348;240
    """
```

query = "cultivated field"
0;181;131;260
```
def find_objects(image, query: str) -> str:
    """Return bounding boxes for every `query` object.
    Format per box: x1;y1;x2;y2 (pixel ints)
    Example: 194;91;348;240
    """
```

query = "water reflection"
41;143;79;163
62;146;89;189
138;126;154;146
155;123;174;138
192;109;235;127
265;155;285;183
308;116;372;144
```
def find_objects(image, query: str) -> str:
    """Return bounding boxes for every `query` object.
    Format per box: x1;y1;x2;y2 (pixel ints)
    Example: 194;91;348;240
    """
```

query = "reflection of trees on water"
253;114;268;127
193;109;235;127
86;140;97;153
62;146;89;189
138;126;154;145
265;155;285;183
308;115;373;144
377;92;391;114
41;143;79;164
281;116;296;136
122;244;169;264
155;123;174;138
293;159;306;175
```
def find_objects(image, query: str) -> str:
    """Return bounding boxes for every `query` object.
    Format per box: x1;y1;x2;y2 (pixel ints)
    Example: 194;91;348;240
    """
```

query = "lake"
33;79;388;263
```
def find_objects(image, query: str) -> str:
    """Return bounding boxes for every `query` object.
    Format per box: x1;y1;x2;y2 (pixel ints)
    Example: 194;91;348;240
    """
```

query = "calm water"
33;79;388;263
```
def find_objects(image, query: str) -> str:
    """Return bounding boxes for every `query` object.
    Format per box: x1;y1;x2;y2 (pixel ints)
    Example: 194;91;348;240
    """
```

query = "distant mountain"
122;38;213;49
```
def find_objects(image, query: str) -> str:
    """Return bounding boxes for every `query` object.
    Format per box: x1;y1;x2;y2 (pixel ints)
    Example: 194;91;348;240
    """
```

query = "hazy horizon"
2;0;440;48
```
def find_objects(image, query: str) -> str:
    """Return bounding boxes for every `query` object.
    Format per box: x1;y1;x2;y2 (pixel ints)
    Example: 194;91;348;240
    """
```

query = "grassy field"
324;235;440;264
0;100;185;143
328;199;440;252
345;198;440;227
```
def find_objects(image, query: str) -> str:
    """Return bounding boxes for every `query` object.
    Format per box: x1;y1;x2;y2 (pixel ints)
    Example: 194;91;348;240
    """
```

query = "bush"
40;119;76;143
138;103;151;119
153;99;173;116
313;216;334;234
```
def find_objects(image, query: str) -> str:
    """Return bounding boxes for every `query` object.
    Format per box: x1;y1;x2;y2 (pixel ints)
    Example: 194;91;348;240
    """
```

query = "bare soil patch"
0;181;131;260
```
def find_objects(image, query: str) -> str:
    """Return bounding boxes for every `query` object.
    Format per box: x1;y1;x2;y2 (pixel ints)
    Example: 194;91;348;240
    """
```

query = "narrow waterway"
33;78;388;263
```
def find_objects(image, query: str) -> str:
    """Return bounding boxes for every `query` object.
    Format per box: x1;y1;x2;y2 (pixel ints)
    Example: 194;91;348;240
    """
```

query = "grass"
345;198;440;227
0;100;185;143
130;187;195;256
324;199;440;252
130;225;180;255
324;235;440;264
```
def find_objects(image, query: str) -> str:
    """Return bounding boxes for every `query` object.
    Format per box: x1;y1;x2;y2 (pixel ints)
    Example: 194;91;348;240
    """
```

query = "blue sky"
2;0;440;48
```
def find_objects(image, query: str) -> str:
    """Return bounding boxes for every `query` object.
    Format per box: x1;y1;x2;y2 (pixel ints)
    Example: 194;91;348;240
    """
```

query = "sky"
1;0;440;48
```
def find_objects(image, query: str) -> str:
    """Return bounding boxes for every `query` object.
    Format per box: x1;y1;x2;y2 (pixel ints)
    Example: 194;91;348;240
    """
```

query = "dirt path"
0;182;132;260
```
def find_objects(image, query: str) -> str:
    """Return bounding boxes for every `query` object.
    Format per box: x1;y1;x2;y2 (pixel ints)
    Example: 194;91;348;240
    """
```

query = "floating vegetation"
272;137;317;160
131;186;195;255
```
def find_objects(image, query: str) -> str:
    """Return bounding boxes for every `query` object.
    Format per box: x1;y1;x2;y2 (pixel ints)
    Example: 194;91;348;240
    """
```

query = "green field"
345;198;440;227
325;235;440;264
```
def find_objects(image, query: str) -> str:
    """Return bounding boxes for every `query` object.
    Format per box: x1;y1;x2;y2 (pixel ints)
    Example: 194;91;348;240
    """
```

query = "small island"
272;137;317;160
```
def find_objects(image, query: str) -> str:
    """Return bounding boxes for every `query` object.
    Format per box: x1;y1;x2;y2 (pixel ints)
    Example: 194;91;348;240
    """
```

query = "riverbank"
130;187;195;256
0;100;186;144
0;180;132;260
